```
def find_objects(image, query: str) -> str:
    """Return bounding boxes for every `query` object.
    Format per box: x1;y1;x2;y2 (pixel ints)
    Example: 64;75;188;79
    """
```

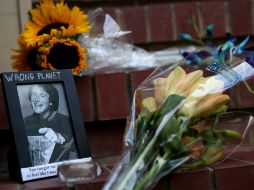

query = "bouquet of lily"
103;52;254;190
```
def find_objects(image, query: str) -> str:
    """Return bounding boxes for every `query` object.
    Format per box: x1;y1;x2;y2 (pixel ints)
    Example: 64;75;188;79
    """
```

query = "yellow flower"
153;66;204;105
11;36;41;71
37;36;87;76
179;77;230;118
141;97;157;112
12;29;88;75
142;66;230;119
21;0;91;47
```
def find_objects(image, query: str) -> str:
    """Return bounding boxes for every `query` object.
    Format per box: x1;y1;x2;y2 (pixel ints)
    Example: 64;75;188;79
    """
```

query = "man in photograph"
22;84;78;166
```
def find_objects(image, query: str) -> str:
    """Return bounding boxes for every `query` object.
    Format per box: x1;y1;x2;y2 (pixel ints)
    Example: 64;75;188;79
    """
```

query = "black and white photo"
17;83;78;166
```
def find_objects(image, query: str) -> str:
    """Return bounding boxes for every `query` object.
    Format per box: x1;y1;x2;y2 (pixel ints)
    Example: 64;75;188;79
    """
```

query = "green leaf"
159;94;185;116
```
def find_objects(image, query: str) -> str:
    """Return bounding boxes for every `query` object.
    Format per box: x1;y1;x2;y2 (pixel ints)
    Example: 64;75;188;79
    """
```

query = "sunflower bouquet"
12;0;91;76
103;52;254;190
12;0;202;76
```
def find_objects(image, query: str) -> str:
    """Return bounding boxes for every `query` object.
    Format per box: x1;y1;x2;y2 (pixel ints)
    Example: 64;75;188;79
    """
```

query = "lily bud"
154;78;167;104
201;147;224;165
212;105;228;115
141;97;157;112
217;129;242;143
165;66;186;95
176;70;203;96
183;147;223;169
192;94;230;118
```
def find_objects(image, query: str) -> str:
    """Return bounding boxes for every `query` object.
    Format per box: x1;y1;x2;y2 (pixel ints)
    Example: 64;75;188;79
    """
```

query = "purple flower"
182;50;211;65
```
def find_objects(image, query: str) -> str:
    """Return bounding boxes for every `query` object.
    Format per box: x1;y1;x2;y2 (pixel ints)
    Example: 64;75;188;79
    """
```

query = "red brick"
227;88;236;109
229;0;252;36
236;78;254;108
95;72;129;120
215;166;254;190
79;7;117;35
228;146;254;161
86;120;125;157
170;168;212;190
94;7;117;31
122;6;147;44
175;2;199;38
200;1;226;37
0;180;21;190
103;7;117;19
130;69;154;94
152;176;168;190
23;177;65;190
75;76;95;122
148;3;173;42
213;158;254;190
76;181;103;190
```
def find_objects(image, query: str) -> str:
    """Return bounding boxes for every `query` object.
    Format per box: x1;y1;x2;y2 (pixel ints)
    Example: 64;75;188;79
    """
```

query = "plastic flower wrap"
77;8;199;75
77;11;198;74
103;51;254;190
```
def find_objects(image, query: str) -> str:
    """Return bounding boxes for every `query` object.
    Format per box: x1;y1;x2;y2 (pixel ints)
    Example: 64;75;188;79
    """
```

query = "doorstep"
0;146;254;190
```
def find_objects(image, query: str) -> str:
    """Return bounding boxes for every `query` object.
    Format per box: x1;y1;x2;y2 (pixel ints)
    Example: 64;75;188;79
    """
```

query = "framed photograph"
1;70;91;182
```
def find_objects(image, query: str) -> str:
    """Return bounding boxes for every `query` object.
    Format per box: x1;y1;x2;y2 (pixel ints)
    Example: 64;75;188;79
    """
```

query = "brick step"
0;146;254;190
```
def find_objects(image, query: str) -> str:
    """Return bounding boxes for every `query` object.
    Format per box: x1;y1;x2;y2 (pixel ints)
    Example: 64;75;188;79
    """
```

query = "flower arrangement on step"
11;0;254;79
103;52;254;189
11;0;202;76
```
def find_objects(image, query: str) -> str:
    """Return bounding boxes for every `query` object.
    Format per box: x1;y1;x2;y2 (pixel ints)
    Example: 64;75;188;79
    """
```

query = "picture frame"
1;69;91;182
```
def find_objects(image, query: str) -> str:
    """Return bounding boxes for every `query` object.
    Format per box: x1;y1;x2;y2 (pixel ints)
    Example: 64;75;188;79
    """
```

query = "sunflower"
11;36;42;71
21;0;91;47
37;36;87;76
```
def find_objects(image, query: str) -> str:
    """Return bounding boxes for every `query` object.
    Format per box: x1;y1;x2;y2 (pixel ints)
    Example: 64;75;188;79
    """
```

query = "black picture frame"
1;70;90;182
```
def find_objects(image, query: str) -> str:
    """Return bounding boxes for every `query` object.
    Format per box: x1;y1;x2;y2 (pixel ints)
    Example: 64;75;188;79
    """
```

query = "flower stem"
133;132;198;190
112;137;157;190
186;136;202;147
133;156;167;190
